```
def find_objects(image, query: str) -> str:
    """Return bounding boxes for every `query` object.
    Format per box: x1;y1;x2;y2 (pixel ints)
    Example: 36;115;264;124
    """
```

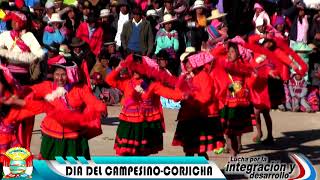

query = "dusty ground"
31;106;320;179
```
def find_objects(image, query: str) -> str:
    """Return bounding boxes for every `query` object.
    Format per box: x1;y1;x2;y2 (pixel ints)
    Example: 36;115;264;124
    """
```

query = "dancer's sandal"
213;147;225;155
252;136;262;144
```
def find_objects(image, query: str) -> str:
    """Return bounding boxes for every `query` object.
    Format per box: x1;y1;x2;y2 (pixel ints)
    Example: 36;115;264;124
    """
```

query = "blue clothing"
106;68;112;75
43;29;65;46
0;21;7;34
25;0;40;7
128;24;141;52
160;97;181;109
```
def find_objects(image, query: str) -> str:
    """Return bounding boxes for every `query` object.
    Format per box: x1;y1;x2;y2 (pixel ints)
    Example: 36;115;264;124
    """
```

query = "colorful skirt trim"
39;134;90;160
0;122;19;154
114;120;164;156
0;134;20;154
172;117;224;154
220;105;254;136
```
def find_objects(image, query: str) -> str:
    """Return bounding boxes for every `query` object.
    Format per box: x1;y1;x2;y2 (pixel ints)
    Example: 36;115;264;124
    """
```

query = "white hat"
191;0;206;11
100;9;111;18
207;9;227;20
45;1;55;9
180;47;196;62
48;13;65;24
146;9;159;17
254;3;264;10
160;14;177;25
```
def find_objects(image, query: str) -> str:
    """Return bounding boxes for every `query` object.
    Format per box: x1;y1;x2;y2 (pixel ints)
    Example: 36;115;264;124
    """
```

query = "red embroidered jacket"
106;69;183;123
76;22;104;56
30;81;106;139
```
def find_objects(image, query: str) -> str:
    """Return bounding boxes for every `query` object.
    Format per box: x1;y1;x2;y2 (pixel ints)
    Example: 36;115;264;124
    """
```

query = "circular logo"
2;147;33;179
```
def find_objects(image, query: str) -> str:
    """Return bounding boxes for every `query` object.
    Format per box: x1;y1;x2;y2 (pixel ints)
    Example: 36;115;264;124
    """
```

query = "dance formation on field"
0;0;317;164
0;35;307;159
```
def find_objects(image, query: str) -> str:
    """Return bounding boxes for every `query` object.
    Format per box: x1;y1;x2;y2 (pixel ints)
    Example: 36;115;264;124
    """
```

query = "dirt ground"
31;106;320;178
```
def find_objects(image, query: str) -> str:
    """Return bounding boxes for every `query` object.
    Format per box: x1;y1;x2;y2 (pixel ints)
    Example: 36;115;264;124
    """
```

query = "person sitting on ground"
288;73;311;112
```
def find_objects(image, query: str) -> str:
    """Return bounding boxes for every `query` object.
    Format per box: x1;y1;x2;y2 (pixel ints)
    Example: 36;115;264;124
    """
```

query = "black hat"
163;0;173;3
0;2;11;10
98;50;111;60
132;6;142;15
70;37;85;47
83;0;92;9
33;3;44;10
104;40;116;46
117;0;129;6
87;14;96;23
45;42;60;53
156;49;170;60
153;0;163;4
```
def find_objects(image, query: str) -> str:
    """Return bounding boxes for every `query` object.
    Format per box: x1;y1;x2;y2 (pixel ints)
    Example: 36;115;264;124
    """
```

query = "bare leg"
253;108;263;143
262;110;274;145
229;135;238;157
262;110;273;139
224;135;230;153
17;117;35;150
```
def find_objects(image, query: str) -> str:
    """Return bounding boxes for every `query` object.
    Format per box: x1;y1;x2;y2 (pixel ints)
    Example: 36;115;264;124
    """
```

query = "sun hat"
160;14;177;25
188;52;214;69
100;9;111;17
190;0;206;11
180;47;196;62
70;37;85;47
110;0;118;6
207;9;227;20
51;61;79;84
174;4;187;14
45;1;55;9
254;3;264;10
104;40;116;46
48;13;65;24
146;9;159;17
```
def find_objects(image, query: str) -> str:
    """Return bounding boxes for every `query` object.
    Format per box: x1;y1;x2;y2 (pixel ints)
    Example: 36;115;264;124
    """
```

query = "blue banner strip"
77;156;89;164
66;156;78;164
92;156;208;164
55;156;66;164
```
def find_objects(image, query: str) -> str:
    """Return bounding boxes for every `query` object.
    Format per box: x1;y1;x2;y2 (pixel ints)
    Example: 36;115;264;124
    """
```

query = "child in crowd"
91;51;122;106
288;74;311;112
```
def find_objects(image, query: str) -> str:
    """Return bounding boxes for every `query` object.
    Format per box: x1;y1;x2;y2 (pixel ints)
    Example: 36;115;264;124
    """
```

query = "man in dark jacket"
121;6;154;56
310;11;320;48
70;37;96;74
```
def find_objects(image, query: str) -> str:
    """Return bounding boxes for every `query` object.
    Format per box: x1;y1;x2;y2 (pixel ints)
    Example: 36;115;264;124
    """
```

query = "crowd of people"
0;0;320;164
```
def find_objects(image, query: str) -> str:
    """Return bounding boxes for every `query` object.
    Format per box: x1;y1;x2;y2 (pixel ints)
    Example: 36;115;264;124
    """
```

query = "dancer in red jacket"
246;41;280;144
172;51;222;159
212;40;256;157
106;54;184;156
244;34;308;144
29;62;106;160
